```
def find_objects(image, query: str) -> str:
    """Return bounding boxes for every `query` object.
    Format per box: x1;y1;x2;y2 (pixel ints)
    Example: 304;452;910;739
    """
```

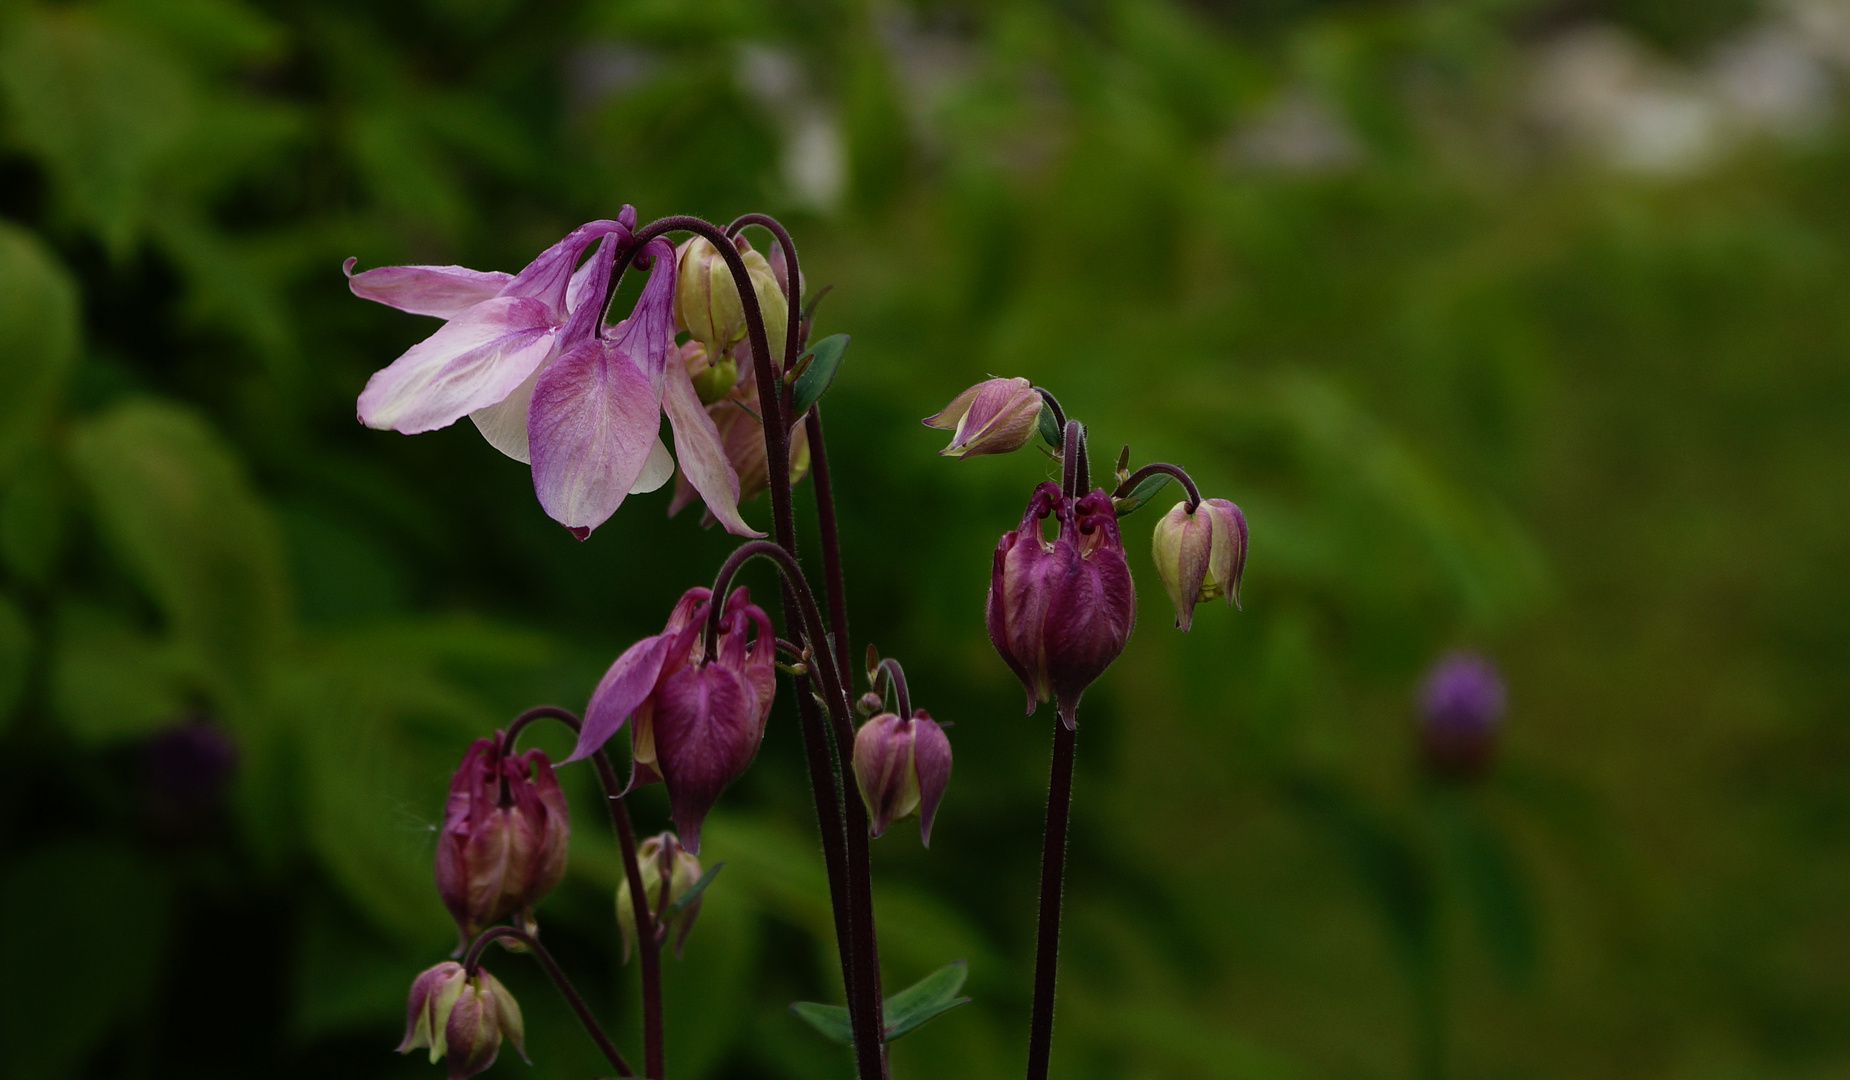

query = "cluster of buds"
674;234;787;371
1419;651;1507;782
616;831;706;960
435;735;571;945
853;709;953;845
399;962;526;1080
988;482;1136;728
570;585;775;853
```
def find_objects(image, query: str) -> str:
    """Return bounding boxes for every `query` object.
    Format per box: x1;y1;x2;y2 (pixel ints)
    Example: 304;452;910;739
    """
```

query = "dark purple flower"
852;709;952;846
1419;651;1507;781
569;586;775;853
987;482;1136;728
434;735;571;945
145;720;237;827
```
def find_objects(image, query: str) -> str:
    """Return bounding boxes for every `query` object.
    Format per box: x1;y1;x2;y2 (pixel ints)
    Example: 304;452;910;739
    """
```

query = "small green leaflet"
789;960;972;1045
1111;472;1173;517
662;862;723;919
790;334;849;417
1036;403;1063;448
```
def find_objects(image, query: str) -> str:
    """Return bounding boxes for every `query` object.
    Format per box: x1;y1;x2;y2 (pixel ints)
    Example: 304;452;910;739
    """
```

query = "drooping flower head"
433;734;570;946
987;482;1136;728
615;831;706;961
347;211;762;539
922;377;1043;458
399;961;526;1080
1419;651;1507;781
569;586;775;853
1151;497;1248;631
852;709;952;846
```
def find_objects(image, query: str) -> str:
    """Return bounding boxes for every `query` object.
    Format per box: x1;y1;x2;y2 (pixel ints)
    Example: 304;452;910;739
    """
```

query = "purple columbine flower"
434;735;571;946
988;482;1136;728
1419;651;1506;781
852;709;952;846
568;586;775;853
144;719;237;831
348;209;760;539
922;377;1043;458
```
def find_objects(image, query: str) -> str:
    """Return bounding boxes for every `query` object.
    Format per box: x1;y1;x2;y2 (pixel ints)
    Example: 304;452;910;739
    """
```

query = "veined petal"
556;236;617;352
631;436;674;494
506;219;627;318
357;297;557;433
345;258;512;318
913;715;952;848
528;339;663;538
611;238;679;392
570;633;674;762
662;360;762;538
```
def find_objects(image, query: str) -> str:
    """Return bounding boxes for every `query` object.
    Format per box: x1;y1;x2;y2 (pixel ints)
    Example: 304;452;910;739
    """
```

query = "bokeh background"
1;0;1847;1077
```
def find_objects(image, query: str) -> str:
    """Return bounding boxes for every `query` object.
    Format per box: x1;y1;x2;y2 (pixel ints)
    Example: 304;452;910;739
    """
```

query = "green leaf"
880;960;970;1041
791;960;972;1046
0;224;79;479
50;603;190;745
664;862;724;919
789;1001;853;1047
68;400;293;713
0;594;29;734
1111;471;1174;517
1037;402;1063;448
790;334;849;417
0;10;195;254
0;841;169;1080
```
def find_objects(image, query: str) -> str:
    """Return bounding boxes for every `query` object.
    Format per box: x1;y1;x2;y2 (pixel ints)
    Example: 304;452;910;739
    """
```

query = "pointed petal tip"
568;525;591;541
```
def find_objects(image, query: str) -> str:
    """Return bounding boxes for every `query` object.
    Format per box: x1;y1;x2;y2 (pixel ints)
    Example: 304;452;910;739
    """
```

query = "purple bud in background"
987;483;1136;728
144;720;237;832
852;709;953;846
1419;651;1507;782
434;735;571;945
922;377;1044;459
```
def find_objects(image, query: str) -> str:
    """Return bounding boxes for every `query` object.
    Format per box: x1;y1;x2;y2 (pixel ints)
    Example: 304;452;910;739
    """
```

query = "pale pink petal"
468;359;548;463
569;633;674;762
528;339;663;538
662;360;762;538
344;258;512;318
609;238;678;392
356;296;557;433
631;436;674;494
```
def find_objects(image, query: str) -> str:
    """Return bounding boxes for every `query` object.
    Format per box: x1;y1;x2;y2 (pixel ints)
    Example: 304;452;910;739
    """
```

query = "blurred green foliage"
0;0;1846;1078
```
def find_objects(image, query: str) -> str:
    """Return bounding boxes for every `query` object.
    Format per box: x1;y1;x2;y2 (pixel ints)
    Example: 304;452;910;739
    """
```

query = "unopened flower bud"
988;483;1136;728
679;340;739;405
922;377;1043;458
1419;651;1506;782
853;710;952;846
398;962;526;1079
673;236;787;367
1151;498;1248;631
435;735;571;946
856;691;885;717
615;831;705;961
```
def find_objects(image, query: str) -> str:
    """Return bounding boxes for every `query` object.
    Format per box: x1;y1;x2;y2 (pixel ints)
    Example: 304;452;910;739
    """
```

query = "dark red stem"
461;925;634;1078
1113;462;1202;512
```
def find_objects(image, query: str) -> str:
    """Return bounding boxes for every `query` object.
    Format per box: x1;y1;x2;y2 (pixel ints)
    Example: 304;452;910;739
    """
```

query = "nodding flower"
987;482;1136;728
434;735;570;947
852;709;952;846
398;962;526;1080
922;377;1043;459
1150;497;1248;631
569;586;775;853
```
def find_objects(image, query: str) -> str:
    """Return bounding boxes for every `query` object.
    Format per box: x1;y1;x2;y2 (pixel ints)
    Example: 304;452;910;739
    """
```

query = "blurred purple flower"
144;720;237;828
1419;651;1507;781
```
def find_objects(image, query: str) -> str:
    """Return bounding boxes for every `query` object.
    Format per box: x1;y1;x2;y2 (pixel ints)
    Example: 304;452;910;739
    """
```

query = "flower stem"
1032;387;1068;441
805;406;853;683
500;707;662;1078
875;658;913;720
1025;422;1090;1080
1112;462;1202;512
462;925;634;1078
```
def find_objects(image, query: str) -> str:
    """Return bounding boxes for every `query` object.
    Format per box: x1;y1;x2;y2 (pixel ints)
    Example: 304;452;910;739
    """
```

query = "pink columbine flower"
988;482;1136;728
347;210;761;539
434;734;570;946
852;709;952;846
567;586;775;853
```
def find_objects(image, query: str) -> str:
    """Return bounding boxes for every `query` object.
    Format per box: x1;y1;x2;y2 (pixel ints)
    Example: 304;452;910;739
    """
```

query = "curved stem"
498;708;662;1078
462;925;634;1078
726;213;803;380
706;542;845;705
1061;420;1084;497
1112;462;1202;512
875;659;912;720
806;407;853;685
1033;387;1067;443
